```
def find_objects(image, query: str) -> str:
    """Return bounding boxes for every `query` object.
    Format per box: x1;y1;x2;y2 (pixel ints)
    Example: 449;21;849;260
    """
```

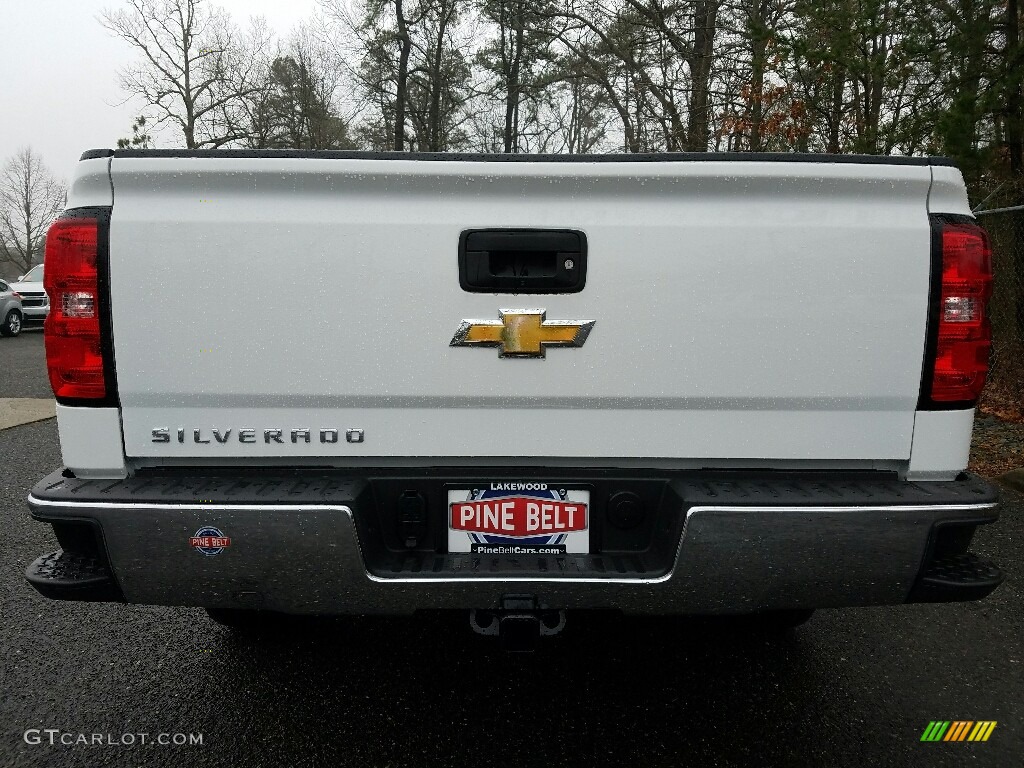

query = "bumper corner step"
25;550;124;602
908;552;1003;603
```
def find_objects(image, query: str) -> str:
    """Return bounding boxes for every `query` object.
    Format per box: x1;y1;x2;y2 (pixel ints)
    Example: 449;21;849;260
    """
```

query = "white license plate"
447;483;590;554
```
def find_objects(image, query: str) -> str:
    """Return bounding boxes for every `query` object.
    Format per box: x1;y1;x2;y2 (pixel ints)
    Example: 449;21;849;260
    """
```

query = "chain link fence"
976;206;1024;418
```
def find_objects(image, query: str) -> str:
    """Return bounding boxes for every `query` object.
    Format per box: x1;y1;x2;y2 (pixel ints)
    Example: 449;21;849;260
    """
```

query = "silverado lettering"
151;427;358;444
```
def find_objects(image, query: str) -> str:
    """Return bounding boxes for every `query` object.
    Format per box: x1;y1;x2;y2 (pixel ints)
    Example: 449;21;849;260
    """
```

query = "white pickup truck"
25;149;1002;649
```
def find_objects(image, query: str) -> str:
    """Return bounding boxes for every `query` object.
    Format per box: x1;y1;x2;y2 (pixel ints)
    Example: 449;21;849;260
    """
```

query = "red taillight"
43;217;106;400
928;221;993;403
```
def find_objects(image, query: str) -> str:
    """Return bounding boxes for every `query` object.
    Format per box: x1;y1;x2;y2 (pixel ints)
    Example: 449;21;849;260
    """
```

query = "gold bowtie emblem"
450;310;595;358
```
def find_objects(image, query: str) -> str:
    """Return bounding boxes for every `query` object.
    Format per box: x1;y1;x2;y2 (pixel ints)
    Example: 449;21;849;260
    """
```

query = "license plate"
447;483;590;554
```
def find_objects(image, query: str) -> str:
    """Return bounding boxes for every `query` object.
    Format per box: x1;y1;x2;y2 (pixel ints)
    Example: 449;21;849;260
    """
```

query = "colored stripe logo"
921;721;996;742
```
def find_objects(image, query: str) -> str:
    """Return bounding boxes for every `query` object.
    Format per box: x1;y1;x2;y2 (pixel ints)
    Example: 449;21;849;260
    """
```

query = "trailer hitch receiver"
469;595;566;652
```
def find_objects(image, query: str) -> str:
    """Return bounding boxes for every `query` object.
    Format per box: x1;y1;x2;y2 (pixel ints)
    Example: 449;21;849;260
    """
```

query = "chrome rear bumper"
25;469;1001;614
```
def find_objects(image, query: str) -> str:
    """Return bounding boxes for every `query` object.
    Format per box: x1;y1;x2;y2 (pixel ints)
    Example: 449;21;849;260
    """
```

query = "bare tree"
224;20;359;150
328;0;428;150
542;13;648;152
0;148;66;277
542;76;614;152
394;0;416;150
543;1;720;152
404;0;473;150
475;0;553;152
329;0;476;151
100;0;264;148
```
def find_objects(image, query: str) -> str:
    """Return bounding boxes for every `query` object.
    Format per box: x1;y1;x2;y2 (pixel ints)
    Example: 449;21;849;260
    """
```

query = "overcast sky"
1;0;319;182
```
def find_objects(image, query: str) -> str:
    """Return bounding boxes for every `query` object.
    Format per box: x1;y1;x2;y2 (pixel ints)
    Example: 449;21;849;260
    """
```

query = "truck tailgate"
107;156;933;464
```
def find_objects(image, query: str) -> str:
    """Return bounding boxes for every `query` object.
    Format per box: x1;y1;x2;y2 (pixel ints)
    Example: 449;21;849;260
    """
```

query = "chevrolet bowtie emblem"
450;310;595;358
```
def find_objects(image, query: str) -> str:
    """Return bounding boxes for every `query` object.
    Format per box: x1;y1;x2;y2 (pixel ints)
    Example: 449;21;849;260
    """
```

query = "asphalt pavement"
0;329;50;399
1;332;1021;768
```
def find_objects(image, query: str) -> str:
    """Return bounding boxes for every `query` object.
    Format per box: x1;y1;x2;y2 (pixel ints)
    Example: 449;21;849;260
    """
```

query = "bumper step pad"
25;550;123;602
909;552;1004;603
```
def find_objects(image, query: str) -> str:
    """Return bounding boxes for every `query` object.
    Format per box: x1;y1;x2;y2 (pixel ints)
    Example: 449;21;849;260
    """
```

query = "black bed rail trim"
80;149;115;160
82;148;955;166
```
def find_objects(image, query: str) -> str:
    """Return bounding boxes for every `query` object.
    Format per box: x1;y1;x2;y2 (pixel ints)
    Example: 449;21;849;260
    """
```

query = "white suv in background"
10;264;48;325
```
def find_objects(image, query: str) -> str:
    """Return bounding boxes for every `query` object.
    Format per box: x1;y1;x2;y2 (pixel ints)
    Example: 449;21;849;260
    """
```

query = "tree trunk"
748;1;767;152
394;0;411;151
1008;0;1023;174
427;1;452;152
865;5;889;154
503;2;525;153
827;66;845;153
176;2;197;149
685;0;719;152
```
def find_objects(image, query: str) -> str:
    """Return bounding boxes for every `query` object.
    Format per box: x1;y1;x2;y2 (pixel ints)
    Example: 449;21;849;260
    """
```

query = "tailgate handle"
458;229;587;294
